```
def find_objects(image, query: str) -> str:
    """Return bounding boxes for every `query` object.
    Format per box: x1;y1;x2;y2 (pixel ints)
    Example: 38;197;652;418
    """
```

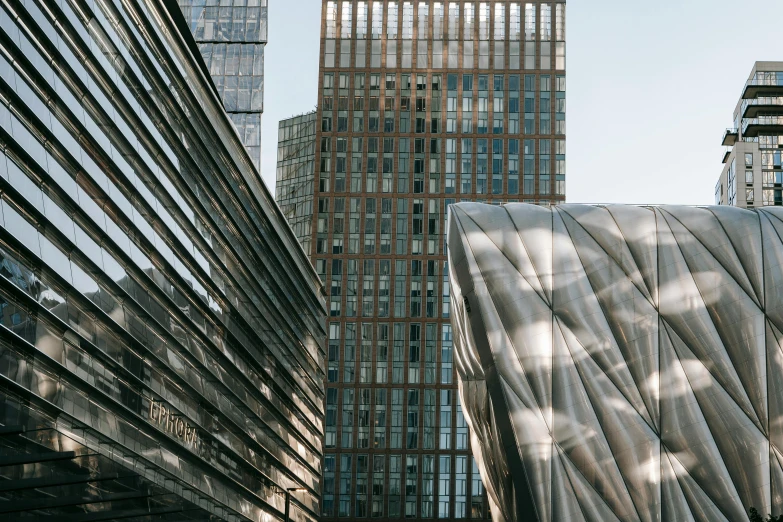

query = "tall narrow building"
277;1;566;520
179;0;267;171
716;62;783;208
277;111;318;252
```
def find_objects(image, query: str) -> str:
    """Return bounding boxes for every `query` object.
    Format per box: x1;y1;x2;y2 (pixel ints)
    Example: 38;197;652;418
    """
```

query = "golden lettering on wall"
148;399;200;447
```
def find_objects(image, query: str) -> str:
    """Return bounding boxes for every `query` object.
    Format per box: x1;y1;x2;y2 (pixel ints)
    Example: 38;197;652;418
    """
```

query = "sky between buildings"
261;0;783;205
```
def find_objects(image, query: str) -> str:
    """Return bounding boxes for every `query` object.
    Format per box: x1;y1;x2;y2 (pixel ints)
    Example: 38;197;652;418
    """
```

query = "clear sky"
261;0;783;205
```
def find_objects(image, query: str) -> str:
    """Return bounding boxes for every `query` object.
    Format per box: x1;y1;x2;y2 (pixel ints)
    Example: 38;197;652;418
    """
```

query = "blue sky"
261;0;783;205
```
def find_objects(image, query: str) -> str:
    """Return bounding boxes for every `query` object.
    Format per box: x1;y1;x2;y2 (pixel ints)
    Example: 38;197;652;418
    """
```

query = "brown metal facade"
279;2;565;520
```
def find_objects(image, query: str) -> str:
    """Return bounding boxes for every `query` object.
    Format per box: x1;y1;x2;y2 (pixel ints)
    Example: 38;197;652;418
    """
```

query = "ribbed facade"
0;1;324;521
450;202;783;522
275;1;565;520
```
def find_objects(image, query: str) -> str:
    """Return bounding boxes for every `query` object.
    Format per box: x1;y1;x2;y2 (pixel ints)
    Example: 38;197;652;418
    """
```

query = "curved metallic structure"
448;203;783;522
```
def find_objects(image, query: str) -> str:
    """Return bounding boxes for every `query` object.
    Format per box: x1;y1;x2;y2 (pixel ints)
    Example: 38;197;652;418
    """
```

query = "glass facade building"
716;62;783;209
179;0;267;171
277;111;318;252
0;1;325;521
275;2;566;520
450;202;783;522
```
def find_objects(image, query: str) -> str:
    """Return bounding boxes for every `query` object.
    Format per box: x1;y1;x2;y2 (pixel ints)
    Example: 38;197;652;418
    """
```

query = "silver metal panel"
449;203;783;522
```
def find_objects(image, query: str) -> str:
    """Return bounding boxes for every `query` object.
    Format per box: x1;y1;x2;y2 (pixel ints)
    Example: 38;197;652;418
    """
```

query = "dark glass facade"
0;1;325;521
179;0;267;171
277;111;318;253
275;2;566;521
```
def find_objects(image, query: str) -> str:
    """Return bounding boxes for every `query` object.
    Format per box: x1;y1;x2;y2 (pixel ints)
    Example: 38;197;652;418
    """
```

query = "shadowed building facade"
0;0;325;521
275;1;566;520
449;202;783;522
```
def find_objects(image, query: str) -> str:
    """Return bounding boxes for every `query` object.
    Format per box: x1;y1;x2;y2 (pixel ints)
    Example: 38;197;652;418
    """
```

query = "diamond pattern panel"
448;203;783;522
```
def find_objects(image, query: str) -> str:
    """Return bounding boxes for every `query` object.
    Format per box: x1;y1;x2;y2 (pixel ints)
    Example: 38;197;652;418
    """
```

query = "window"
357;1;368;38
341;1;353;38
402;2;413;39
746;153;754;167
418;2;429;38
463;2;474;39
448;2;459;40
494;3;506;40
555;3;565;41
372;2;384;38
388;1;399;38
433;2;444;39
524;2;536;40
326;1;337;38
540;3;552;40
478;3;490;40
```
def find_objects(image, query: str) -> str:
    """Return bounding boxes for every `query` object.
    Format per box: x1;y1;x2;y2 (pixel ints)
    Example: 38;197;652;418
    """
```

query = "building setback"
716;61;783;208
276;1;565;520
0;1;325;521
178;0;267;172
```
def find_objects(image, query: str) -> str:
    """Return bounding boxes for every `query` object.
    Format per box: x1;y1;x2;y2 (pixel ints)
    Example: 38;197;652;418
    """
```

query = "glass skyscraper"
179;0;267;171
276;2;566;520
0;1;325;521
277;111;318;253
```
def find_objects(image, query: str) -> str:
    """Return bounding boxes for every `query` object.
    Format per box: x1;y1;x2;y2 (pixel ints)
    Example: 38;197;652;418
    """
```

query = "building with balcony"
449;202;783;522
0;1;325;521
716;62;783;208
275;2;566;521
178;0;267;172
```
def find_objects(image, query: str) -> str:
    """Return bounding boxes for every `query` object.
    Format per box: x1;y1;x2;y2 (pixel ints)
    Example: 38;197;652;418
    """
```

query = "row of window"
325;387;467;451
324;38;564;70
324;72;564;94
326;1;564;42
323;454;487;519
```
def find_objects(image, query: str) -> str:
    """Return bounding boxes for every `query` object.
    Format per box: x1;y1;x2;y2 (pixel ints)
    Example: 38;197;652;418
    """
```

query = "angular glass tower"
277;111;318;252
179;0;267;171
0;1;325;521
449;202;783;522
275;2;566;521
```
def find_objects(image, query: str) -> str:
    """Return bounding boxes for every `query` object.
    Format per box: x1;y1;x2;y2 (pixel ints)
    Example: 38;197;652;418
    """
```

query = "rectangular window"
372;2;384;38
418;2;429;38
555;3;565;41
510;3;521;40
524;2;536;40
478;3;490;40
540;3;552;40
448;2;459;39
494;3;506;40
402;2;414;39
357;1;368;38
463;2;474;39
388;2;399;38
326;1;337;38
434;2;444;39
341;1;353;38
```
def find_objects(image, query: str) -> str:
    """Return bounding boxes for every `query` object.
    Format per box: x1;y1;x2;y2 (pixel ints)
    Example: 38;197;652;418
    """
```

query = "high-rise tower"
716;62;783;209
179;0;267;171
277;2;566;520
